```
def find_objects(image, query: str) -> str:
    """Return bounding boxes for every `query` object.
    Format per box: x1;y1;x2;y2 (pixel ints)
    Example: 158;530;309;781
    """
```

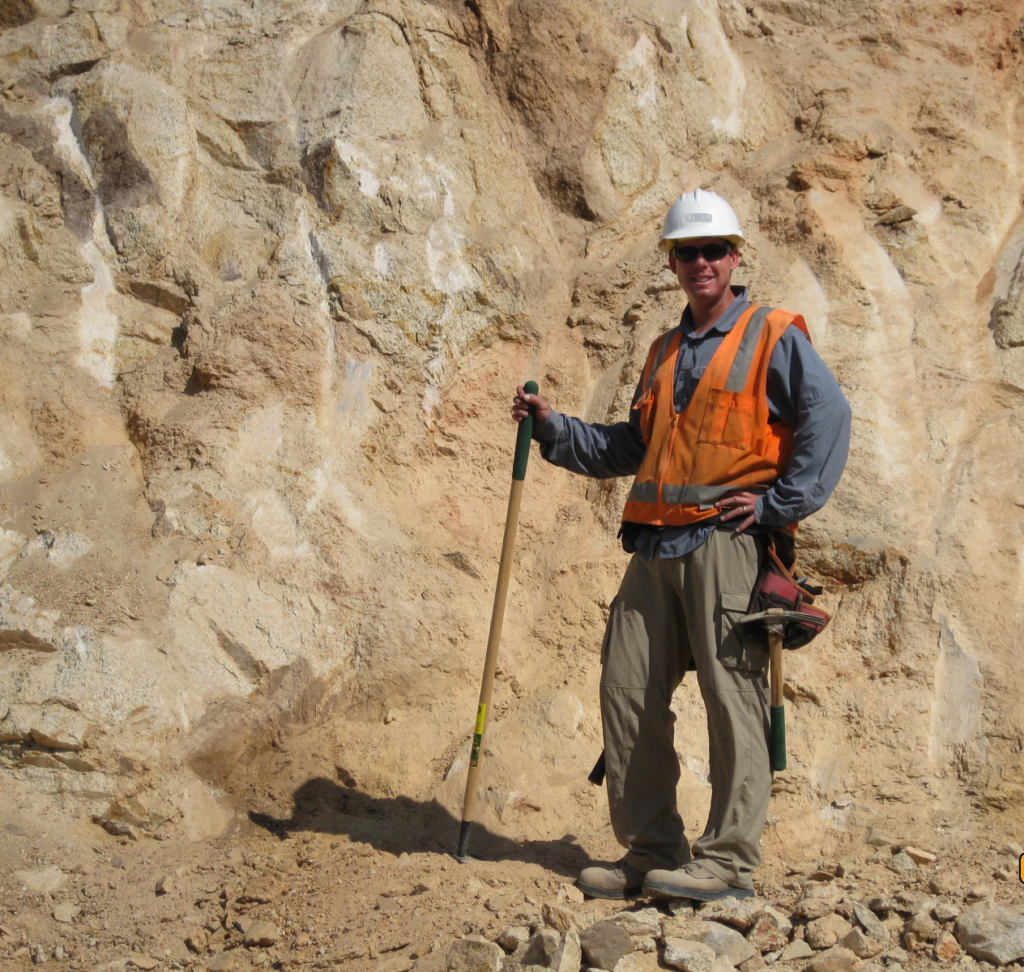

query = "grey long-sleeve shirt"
534;288;852;560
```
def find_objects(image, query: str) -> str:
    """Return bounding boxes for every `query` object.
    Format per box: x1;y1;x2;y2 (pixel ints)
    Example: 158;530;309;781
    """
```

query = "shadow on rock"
247;777;588;879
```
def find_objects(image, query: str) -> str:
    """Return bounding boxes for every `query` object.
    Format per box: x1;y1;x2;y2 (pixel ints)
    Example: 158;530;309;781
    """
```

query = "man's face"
668;237;739;306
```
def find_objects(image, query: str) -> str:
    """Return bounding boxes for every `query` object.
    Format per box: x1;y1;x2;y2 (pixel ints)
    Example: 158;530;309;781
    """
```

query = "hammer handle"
769;628;786;771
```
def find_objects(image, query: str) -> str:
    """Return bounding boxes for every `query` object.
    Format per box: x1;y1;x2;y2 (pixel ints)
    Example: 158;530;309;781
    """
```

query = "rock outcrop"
0;0;1022;868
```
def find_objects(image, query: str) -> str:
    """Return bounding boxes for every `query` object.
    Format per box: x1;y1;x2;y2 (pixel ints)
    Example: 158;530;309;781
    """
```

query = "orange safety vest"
621;305;809;528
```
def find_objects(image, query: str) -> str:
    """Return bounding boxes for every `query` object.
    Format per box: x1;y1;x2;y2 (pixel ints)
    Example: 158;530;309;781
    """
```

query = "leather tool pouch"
746;534;830;649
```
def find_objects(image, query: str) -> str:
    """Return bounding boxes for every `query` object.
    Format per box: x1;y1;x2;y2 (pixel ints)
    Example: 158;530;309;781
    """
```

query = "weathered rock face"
0;0;1022;859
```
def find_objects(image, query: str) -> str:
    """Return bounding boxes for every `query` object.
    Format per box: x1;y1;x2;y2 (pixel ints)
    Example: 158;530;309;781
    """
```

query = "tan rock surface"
0;1;1023;970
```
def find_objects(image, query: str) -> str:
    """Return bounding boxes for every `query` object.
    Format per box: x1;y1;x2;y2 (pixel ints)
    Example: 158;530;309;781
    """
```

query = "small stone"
795;890;843;920
662;939;716;972
521;929;560;967
580;921;633;971
30;944;49;965
551;930;582;972
739;954;766;971
128;953;159;970
933;931;961;962
805;945;860;972
808;868;839;882
102;820;138;840
447;937;503;972
780;940;814;961
967;884;992;900
659;920;756;966
866;897;897;915
881;946;909;964
886;852;917;875
239;876;287;904
746;914;789;953
698;897;766;930
412;952;446;972
614;954;663;972
543;901;585;933
853;901;891;943
934;902;960;923
243;921;280;948
52;903;80;924
186;929;209;953
866;829;895;848
994;866;1014;882
557;883;585;905
843;927;885;959
894;892;935;916
609;909;662;937
497;926;530;952
876;205;917;226
208;951;241;972
904;913;940;945
156;873;175;895
929;874;959;897
807;915;853;950
903;847;936;865
999;842;1023;857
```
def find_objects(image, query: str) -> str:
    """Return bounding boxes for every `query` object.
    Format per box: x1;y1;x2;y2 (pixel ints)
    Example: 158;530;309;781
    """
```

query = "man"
511;189;851;901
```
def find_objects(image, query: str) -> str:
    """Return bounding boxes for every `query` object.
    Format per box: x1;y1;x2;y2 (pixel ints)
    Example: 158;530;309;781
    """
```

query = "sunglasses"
670;242;733;263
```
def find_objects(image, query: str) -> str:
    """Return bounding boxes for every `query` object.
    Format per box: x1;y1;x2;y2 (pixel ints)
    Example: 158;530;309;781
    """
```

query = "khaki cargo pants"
600;529;770;890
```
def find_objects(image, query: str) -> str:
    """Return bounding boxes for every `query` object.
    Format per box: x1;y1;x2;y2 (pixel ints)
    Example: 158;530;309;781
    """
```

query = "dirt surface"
2;770;1023;972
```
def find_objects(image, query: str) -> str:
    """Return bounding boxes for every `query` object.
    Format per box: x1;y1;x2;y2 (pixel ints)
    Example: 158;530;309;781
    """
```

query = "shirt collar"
679;287;750;339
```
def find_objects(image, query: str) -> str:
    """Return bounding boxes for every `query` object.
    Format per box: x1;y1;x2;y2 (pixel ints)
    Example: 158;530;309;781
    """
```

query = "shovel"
456;380;538;862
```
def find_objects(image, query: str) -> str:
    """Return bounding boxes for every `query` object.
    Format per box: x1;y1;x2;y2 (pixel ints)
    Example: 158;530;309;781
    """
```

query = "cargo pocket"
600;596;618;667
716;591;768;672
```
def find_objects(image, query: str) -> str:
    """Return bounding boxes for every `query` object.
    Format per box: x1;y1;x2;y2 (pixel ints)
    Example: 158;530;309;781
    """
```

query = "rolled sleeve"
535;410;647;479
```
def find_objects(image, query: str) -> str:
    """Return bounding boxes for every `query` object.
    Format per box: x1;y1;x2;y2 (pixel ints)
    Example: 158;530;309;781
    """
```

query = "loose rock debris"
0;818;1022;972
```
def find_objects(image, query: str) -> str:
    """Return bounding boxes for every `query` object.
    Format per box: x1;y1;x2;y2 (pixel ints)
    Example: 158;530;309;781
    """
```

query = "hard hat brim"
660;233;744;250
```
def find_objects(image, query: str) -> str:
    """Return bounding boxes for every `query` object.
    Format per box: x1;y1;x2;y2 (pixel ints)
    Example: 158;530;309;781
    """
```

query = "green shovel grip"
512;380;538;481
770;704;787;772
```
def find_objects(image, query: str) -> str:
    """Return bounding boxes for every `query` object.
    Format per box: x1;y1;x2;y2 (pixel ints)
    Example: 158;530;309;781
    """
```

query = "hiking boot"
576;859;646;900
643;860;754;901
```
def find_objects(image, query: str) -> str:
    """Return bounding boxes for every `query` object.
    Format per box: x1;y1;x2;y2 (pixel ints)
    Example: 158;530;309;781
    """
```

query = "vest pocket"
716;591;768;672
633;389;657;444
698;388;756;449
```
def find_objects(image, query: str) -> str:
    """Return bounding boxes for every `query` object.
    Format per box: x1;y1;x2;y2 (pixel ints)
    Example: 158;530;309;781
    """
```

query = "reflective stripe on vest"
621;305;807;528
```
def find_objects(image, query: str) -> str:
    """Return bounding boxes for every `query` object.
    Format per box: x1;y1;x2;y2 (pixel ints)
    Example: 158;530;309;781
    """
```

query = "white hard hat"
660;189;744;249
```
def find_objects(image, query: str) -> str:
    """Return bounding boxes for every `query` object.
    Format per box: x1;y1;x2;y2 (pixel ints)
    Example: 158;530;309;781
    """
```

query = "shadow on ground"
247;777;588;879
